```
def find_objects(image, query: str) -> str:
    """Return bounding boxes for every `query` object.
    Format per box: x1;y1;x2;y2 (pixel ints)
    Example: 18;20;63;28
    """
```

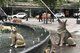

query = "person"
42;12;48;24
39;13;43;22
47;13;52;23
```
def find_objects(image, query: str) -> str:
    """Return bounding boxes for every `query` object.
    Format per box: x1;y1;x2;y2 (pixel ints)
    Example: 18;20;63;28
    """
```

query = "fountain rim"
20;34;50;53
1;22;50;53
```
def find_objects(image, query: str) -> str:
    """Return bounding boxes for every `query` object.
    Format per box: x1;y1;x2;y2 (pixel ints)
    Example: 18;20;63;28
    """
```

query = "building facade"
61;0;80;17
3;0;46;17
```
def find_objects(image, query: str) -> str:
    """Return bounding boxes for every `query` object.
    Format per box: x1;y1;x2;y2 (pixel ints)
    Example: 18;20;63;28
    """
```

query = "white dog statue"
10;29;26;48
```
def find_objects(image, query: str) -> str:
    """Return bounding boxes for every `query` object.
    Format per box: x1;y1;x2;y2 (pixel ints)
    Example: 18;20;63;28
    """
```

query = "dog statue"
0;25;16;33
44;47;50;53
10;28;26;48
57;18;76;46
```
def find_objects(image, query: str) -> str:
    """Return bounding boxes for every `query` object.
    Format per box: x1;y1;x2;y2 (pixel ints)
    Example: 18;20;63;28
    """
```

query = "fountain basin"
0;22;50;53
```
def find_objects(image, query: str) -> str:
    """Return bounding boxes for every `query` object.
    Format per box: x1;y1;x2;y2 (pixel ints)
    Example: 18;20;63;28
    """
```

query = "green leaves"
33;0;57;9
55;0;65;9
0;0;11;7
0;0;4;6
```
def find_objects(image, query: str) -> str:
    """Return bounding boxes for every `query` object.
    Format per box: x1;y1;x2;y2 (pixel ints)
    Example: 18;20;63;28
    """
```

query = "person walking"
42;12;48;24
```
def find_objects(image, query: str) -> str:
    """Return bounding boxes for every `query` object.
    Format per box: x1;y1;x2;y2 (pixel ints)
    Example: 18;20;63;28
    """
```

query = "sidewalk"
23;18;80;33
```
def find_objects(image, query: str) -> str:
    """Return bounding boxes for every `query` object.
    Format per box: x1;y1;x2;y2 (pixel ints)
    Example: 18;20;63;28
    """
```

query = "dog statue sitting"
57;18;76;46
10;29;26;48
44;47;50;53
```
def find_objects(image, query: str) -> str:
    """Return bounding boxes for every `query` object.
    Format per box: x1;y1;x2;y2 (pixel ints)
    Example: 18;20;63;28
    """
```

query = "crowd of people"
35;11;54;24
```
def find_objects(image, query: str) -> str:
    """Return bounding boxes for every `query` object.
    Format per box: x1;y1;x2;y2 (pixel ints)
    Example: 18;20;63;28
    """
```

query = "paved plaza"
23;18;80;32
22;18;80;53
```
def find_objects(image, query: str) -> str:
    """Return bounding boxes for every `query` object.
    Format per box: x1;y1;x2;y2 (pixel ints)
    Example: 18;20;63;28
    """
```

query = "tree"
0;0;5;6
33;0;57;9
0;0;11;7
42;0;56;6
55;0;65;9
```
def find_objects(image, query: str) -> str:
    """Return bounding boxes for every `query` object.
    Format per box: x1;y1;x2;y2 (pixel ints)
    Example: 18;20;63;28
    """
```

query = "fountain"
0;22;50;53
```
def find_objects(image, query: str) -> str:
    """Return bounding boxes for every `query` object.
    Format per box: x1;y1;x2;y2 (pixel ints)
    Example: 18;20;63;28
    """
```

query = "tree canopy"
0;0;11;7
33;0;57;9
0;0;5;6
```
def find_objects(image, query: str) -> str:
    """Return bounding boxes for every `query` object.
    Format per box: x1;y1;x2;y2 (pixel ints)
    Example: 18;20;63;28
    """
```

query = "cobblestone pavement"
22;18;80;53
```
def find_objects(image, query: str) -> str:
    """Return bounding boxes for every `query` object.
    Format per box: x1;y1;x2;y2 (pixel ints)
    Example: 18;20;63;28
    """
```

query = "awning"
8;2;41;8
